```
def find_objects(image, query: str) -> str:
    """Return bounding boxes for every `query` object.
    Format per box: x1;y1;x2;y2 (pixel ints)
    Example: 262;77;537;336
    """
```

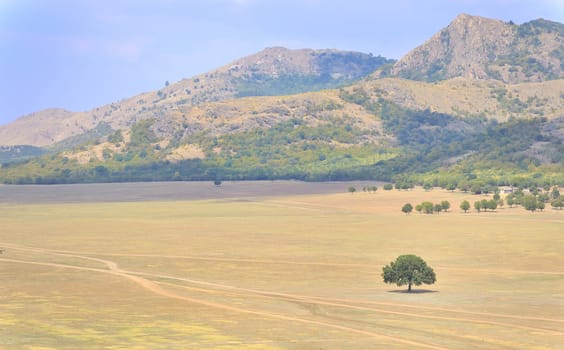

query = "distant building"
501;186;514;194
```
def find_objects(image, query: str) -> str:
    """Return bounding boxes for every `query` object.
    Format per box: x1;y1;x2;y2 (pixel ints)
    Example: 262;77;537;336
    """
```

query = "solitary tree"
460;200;470;213
382;255;436;292
348;186;356;194
481;199;490;211
401;203;413;215
440;200;451;212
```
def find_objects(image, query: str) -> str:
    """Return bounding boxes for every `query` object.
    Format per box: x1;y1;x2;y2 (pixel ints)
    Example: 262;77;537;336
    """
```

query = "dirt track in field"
2;242;563;349
5;242;564;276
0;247;450;350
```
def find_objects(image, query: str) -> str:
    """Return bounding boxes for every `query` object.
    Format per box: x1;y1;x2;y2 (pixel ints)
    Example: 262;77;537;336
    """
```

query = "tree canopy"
401;203;413;215
382;254;436;292
460;200;470;213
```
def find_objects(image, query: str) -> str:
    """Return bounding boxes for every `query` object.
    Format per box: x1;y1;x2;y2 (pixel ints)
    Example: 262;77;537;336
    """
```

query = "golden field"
0;183;562;349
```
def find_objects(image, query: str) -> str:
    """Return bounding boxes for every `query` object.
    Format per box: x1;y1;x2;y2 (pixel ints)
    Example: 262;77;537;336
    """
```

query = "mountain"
0;48;391;147
228;47;393;97
381;14;563;83
0;14;562;188
1;77;561;185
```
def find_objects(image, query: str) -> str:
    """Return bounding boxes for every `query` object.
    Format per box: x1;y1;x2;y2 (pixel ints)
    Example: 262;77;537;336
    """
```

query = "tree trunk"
408;282;412;292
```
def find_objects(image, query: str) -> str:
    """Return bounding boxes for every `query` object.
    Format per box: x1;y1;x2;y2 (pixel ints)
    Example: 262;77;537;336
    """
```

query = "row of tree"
347;185;379;193
399;185;562;214
399;168;563;198
460;199;501;213
404;195;562;215
402;201;451;214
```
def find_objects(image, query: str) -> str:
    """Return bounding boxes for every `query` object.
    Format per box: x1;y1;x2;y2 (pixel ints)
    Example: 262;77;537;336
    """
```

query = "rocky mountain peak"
386;14;563;83
223;47;390;79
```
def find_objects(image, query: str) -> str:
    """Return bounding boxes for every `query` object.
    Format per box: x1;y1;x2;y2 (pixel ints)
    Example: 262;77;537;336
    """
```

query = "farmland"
0;182;562;349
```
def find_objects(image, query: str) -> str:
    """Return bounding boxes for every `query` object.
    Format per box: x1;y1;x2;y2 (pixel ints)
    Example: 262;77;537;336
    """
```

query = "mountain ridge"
0;47;391;147
0;13;562;187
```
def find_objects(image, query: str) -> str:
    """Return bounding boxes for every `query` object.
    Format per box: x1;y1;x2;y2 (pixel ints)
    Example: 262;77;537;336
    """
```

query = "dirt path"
127;269;563;335
3;241;564;328
5;241;563;276
4;243;564;349
154;279;564;337
4;252;562;350
3;241;564;348
0;256;451;350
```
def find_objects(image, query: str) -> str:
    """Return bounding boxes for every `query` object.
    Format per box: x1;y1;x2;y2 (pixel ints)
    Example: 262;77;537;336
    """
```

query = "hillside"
0;14;562;187
1;76;562;185
381;14;563;83
0;145;46;163
0;48;391;147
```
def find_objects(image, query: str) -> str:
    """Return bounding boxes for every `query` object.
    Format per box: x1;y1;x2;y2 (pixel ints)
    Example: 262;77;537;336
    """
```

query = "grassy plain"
0;183;563;349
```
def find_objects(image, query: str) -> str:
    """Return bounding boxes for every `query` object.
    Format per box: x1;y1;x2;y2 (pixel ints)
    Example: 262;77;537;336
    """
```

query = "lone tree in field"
401;203;413;215
382;255;436;292
460;200;470;213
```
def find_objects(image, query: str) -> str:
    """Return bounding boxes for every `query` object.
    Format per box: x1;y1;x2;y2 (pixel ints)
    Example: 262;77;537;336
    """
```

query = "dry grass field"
0;182;563;349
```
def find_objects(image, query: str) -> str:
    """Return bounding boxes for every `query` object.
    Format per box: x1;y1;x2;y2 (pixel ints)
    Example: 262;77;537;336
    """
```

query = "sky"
0;0;562;126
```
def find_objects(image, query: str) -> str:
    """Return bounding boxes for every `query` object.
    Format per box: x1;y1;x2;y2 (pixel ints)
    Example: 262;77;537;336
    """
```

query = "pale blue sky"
0;0;562;126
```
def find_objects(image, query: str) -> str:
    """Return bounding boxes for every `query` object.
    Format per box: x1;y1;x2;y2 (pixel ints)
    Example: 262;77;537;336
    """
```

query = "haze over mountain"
3;1;561;126
0;48;391;147
0;14;562;187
